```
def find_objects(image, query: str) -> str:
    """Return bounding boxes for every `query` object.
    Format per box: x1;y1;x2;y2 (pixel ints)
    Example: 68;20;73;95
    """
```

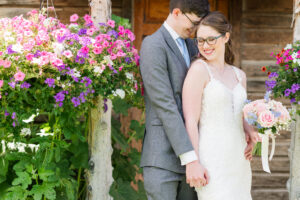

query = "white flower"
1;140;6;154
7;142;17;151
52;42;65;56
292;52;298;60
69;23;79;29
61;84;65;88
113;89;125;99
28;144;39;152
43;18;51;27
32;58;41;65
12;43;23;53
93;66;103;74
56;77;60;81
20;128;31;136
23;114;36;123
125;72;134;80
104;55;114;66
16;142;26;153
284;44;292;50
37;129;54;137
72;68;81;78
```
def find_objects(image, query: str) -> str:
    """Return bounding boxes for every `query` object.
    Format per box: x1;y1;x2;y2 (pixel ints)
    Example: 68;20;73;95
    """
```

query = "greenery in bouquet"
263;41;300;115
0;9;143;200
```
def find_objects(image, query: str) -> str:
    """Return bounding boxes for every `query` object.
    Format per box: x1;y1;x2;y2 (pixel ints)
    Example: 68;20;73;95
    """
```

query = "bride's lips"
203;49;214;56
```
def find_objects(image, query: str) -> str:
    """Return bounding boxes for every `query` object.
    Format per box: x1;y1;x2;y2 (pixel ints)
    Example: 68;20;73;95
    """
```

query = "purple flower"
11;112;16;119
125;57;131;64
8;82;16;89
45;78;55;88
12;121;16;127
75;56;85;64
265;80;276;91
79;92;86;103
268;72;279;78
86;22;93;27
72;76;79;82
4;111;9;117
294;68;298;72
54;91;65;103
57;35;67;43
291;83;300;93
107;30;118;39
98;23;107;27
104;98;108;112
34;50;41;58
78;28;87;36
71;97;81;107
291;98;296;103
81;77;92;87
284;89;291;97
7;45;16;55
80;37;92;46
20;82;31;89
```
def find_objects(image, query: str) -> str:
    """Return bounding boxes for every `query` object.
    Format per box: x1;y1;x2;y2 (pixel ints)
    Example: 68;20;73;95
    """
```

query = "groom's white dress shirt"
163;21;198;166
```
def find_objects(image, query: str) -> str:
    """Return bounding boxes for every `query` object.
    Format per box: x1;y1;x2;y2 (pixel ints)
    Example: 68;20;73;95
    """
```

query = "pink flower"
70;14;79;22
258;110;275;128
26;53;34;61
14;71;25;82
255;102;267;114
110;53;117;60
107;20;115;28
63;50;73;58
89;60;97;65
243;103;254;117
87;28;95;36
119;26;124;32
81;46;89;54
93;48;102;54
3;60;11;68
0;51;3;56
119;65;123;71
0;80;3;88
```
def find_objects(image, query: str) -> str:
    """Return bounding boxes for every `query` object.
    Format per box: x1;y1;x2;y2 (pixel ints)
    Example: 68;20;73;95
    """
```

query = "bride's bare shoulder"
189;59;209;74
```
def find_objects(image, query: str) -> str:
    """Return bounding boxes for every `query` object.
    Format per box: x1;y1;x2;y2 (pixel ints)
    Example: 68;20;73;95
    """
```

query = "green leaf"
5;185;28;200
30;183;56;200
55;147;61;163
69;141;88;169
0;157;8;178
112;97;131;115
12;171;32;189
111;118;129;151
129;120;145;140
109;179;138;200
38;168;55;182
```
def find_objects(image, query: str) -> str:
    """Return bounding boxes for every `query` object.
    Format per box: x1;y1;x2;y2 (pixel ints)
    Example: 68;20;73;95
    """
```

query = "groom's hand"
186;160;209;188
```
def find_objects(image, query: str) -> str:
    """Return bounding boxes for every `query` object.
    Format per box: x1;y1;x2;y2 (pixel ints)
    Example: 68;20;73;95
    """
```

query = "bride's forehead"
197;25;219;37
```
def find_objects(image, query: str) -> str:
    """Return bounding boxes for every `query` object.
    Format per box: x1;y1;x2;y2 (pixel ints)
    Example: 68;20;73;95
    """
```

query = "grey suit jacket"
140;25;199;173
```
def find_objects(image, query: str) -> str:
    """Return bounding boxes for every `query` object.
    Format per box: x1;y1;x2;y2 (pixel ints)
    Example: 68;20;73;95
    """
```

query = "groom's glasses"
183;13;201;27
194;34;225;46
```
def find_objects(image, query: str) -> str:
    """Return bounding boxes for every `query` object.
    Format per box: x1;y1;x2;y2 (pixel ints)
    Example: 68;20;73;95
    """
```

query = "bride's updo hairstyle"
196;11;235;65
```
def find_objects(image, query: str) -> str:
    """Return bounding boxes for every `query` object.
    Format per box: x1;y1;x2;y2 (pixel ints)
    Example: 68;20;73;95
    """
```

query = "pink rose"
258;110;275;128
243;103;254;117
70;14;79;22
0;80;3;88
14;71;25;82
255;102;267;114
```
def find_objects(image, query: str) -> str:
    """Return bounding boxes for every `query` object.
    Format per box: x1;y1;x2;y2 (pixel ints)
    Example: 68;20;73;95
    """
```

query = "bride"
182;11;258;199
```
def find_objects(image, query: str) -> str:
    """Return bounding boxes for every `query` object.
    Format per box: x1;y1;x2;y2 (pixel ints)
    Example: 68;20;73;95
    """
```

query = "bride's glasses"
194;34;225;46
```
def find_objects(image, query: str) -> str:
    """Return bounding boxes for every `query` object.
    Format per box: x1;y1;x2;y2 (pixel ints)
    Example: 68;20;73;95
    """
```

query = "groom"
139;0;210;199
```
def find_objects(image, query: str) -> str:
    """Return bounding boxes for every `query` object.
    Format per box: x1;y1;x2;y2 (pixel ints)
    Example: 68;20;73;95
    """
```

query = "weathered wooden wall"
0;0;132;23
238;0;293;199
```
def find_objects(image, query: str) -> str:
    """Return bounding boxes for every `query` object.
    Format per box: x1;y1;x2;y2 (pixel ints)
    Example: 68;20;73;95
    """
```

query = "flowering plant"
0;9;142;199
243;92;291;172
264;41;300;107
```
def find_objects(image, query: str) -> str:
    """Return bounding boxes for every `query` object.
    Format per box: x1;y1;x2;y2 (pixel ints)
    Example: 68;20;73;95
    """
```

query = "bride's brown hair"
196;11;235;65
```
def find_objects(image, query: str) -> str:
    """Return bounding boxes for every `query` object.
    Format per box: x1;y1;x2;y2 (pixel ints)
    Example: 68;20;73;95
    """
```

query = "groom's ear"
171;8;181;17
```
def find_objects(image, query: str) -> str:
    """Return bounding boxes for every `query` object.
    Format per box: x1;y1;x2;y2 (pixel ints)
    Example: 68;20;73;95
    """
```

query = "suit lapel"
186;39;199;63
160;26;187;68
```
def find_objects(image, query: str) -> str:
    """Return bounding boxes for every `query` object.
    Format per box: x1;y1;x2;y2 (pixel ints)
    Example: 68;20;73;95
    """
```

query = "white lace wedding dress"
195;60;252;200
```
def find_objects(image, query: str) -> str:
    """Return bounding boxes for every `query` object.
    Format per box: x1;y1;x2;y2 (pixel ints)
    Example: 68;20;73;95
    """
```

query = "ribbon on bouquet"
258;129;276;173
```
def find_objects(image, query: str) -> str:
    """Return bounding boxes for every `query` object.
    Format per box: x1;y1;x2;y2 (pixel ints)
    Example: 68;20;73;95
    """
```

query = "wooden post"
289;1;300;198
86;1;113;200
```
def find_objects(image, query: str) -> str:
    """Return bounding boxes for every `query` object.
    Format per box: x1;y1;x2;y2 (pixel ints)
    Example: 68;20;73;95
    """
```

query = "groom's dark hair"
169;0;210;17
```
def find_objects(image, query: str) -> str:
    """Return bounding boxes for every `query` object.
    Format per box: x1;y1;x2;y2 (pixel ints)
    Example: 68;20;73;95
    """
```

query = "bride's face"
195;25;229;62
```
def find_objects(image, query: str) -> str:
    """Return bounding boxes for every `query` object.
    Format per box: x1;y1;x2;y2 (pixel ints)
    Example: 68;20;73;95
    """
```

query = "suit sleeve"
140;37;194;157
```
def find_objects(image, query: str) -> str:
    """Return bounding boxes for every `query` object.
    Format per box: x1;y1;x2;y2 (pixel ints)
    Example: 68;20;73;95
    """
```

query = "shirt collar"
163;21;181;41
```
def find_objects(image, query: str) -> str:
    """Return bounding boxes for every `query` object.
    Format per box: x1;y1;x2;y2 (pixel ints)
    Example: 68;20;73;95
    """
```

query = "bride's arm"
182;61;210;188
182;61;208;160
239;69;259;160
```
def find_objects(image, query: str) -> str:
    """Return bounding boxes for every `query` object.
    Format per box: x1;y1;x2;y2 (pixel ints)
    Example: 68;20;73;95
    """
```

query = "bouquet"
243;92;291;173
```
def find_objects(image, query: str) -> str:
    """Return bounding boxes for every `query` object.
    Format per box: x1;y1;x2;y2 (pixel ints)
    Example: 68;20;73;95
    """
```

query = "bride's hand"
186;160;210;188
244;134;254;160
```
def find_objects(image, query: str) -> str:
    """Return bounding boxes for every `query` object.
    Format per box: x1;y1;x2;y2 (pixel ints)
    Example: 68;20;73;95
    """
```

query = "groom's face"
172;9;201;39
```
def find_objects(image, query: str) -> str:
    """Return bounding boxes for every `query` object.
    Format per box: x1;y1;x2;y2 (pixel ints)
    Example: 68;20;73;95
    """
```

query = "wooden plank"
121;0;132;20
251;156;290;172
252;172;289;188
241;44;285;60
145;0;169;23
242;13;293;29
243;29;293;45
243;0;293;13
0;0;88;6
251;189;289;200
241;60;276;77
